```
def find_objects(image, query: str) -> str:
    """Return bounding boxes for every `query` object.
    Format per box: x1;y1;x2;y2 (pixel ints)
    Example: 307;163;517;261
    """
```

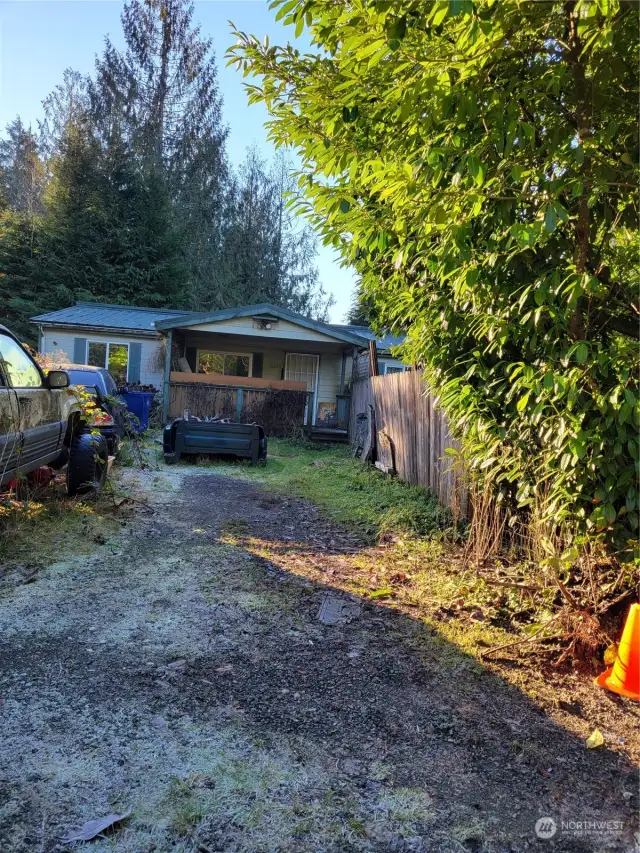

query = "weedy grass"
0;481;120;571
210;438;453;542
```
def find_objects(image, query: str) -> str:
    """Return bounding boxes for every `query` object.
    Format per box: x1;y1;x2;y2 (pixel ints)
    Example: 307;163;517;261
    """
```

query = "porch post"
339;349;347;394
235;387;244;421
162;329;173;424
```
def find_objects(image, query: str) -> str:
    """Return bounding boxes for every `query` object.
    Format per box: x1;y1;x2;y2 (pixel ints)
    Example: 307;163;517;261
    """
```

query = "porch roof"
154;303;368;347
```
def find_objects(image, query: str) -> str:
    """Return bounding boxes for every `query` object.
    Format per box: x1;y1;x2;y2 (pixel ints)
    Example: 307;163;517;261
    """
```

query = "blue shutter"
128;342;142;384
73;337;87;364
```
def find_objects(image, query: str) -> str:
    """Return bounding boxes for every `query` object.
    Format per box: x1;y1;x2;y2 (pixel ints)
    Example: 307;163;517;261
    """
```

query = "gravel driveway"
0;465;637;852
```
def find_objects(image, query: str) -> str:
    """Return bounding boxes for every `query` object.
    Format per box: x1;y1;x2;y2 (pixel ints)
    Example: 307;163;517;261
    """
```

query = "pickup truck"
0;324;108;495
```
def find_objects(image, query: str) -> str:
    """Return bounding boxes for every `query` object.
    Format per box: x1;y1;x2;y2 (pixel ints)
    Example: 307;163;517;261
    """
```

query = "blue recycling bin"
122;391;154;432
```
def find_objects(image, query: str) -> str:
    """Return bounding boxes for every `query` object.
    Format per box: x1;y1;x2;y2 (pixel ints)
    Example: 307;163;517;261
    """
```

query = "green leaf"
516;392;531;413
448;0;473;15
369;588;394;599
575;343;588;364
431;3;449;26
544;206;557;233
386;16;407;49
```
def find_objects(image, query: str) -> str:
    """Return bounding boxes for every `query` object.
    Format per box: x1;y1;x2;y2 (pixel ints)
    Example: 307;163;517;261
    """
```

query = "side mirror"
47;370;70;389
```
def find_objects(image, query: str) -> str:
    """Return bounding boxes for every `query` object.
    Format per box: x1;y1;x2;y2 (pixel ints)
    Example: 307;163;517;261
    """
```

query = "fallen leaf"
368;588;394;599
586;729;605;749
61;811;131;844
604;644;618;665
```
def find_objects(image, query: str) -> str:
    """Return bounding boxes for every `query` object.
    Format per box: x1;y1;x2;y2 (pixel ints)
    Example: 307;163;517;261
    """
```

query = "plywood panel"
169;372;305;390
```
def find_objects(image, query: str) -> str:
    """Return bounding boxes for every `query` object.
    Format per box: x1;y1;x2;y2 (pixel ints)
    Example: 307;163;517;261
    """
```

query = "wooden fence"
350;365;467;515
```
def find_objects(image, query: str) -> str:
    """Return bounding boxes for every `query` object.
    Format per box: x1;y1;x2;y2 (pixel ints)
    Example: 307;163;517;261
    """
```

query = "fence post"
369;340;379;376
162;329;173;424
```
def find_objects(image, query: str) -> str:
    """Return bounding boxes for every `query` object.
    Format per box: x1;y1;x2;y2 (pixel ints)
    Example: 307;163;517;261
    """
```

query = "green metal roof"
32;302;196;332
31;301;401;350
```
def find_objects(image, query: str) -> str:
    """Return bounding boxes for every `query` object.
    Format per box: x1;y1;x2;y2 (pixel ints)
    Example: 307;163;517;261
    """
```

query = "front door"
284;353;319;425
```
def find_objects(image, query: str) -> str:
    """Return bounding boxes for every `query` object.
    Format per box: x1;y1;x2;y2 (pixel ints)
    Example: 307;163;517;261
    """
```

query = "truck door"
0;359;21;484
0;333;62;470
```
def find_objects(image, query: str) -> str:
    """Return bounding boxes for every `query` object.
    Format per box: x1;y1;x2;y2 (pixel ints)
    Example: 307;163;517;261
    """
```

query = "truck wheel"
67;432;108;496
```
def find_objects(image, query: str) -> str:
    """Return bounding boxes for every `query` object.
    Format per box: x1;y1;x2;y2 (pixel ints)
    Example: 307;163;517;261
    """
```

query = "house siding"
40;327;164;388
186;316;346;344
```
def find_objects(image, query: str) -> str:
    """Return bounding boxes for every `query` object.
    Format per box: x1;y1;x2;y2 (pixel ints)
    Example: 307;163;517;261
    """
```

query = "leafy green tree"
232;0;639;550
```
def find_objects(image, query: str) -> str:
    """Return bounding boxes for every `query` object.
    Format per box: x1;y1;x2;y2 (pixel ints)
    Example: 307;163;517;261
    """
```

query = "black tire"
164;453;178;465
67;432;108;496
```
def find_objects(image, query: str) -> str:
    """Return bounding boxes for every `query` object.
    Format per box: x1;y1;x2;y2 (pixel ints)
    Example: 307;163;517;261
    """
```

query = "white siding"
40;327;164;388
187;315;346;344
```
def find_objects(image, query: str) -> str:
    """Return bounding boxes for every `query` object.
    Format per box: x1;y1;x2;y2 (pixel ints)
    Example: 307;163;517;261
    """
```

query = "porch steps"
310;427;349;444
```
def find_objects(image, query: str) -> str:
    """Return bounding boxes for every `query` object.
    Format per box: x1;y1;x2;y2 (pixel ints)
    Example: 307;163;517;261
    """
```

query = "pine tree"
36;118;186;308
91;0;228;306
218;149;333;319
38;69;90;159
0;119;46;217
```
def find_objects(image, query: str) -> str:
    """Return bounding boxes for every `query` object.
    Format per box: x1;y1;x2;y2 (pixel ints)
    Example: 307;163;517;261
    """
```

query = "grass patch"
0;482;120;572
210;438;453;542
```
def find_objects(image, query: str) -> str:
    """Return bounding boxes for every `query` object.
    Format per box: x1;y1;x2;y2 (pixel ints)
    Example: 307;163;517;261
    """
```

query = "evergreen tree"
0;119;46;216
0;0;337;337
38;69;90;159
35;118;186;309
91;0;228;306
218;149;333;319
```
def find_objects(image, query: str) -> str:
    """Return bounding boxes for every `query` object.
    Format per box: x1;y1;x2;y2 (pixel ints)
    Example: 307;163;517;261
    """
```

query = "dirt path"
0;466;637;853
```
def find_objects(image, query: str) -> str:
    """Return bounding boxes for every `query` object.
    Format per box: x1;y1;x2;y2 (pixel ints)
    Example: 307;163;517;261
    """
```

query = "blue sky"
0;0;357;322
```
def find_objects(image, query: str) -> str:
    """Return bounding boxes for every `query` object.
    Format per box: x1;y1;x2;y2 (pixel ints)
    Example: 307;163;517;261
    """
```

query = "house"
31;301;407;433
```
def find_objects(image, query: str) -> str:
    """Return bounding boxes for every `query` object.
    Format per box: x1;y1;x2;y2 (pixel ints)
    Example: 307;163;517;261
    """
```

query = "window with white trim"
383;362;409;375
87;341;129;384
197;350;252;378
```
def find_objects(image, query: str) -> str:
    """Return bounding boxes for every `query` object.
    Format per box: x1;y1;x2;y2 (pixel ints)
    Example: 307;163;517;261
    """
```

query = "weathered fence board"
349;368;374;442
350;367;467;516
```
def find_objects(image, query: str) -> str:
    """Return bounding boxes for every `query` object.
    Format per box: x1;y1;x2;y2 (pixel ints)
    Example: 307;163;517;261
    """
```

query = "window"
0;334;42;388
383;363;408;375
197;350;251;378
87;341;129;384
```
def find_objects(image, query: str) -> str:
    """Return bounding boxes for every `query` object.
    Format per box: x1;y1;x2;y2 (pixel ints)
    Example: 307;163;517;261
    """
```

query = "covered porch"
161;323;356;435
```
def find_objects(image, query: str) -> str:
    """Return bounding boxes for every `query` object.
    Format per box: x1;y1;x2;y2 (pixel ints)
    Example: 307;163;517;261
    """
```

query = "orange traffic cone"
595;603;640;701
